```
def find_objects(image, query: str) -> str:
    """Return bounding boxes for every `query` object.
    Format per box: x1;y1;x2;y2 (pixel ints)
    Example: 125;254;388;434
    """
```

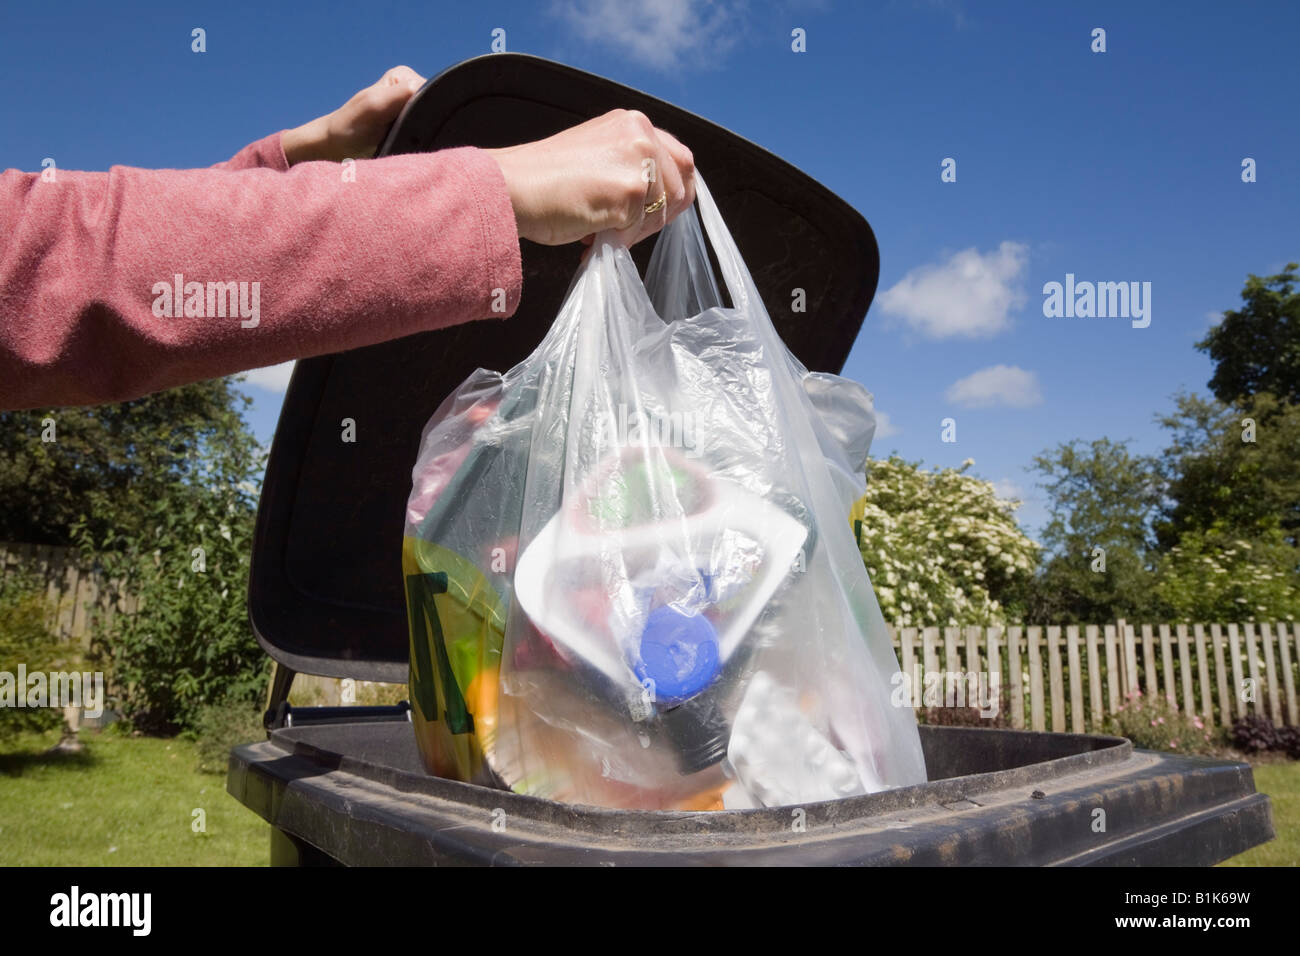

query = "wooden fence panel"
1159;624;1177;711
1007;626;1024;729
900;627;918;700
986;625;1003;721
901;620;1295;732
1212;624;1232;725
1244;623;1264;718
0;540;147;650
1066;625;1084;733
1027;625;1045;732
964;626;983;711
1260;623;1282;726
1104;623;1120;713
1277;622;1298;727
1123;622;1140;696
1142;624;1158;699
943;626;961;680
1047;625;1065;733
1194;624;1214;727
1177;624;1195;719
1085;624;1104;731
1228;624;1246;720
923;627;941;697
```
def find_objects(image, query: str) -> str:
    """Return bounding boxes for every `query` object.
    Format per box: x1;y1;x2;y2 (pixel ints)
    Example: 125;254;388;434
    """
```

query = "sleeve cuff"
214;131;291;173
448;147;522;320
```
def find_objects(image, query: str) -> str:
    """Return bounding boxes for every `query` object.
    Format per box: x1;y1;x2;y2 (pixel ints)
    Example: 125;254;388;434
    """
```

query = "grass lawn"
0;728;268;866
1219;756;1300;867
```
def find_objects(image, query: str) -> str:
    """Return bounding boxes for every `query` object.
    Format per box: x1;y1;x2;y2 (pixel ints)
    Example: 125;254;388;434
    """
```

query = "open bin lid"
248;53;881;683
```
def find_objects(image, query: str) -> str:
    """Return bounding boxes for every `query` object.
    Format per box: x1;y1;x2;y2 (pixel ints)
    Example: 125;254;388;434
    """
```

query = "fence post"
1158;624;1177;711
1176;624;1194;718
943;626;960;686
1121;619;1139;697
1007;626;1024;730
1276;622;1298;727
1142;624;1158;699
1066;625;1084;733
1027;625;1045;732
923;627;941;705
1212;624;1232;726
1228;623;1247;720
1047;626;1065;732
1260;622;1283;725
1105;623;1121;713
1243;623;1264;718
986;625;1003;724
964;625;983;683
1085;624;1104;732
900;627;918;709
1193;624;1214;728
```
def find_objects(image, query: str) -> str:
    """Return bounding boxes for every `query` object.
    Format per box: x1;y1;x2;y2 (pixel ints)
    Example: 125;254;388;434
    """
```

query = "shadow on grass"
0;742;99;776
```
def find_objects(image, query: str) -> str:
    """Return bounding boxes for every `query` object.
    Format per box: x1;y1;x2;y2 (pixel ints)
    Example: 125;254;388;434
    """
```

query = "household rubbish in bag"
402;173;927;810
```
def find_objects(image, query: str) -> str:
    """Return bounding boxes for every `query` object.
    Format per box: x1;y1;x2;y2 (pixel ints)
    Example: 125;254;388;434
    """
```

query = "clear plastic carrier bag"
401;174;927;810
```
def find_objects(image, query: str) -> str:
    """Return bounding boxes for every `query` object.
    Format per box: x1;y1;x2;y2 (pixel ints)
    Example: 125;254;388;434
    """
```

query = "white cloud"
873;409;899;438
878;241;1028;339
945;364;1043;409
547;0;750;72
240;361;295;394
991;478;1023;502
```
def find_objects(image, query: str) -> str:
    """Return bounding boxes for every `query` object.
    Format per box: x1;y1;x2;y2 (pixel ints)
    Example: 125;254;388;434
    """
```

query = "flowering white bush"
1154;520;1299;623
850;456;1040;627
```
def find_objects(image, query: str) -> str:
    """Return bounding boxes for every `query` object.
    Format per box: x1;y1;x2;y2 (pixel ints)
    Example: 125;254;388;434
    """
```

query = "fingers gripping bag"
402;174;928;811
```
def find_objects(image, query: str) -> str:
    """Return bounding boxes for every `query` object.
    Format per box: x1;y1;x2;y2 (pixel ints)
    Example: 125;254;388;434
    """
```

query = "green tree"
853;456;1039;627
68;380;267;734
1026;438;1164;624
1155;391;1300;549
1196;263;1299;406
0;379;254;548
1149;390;1299;623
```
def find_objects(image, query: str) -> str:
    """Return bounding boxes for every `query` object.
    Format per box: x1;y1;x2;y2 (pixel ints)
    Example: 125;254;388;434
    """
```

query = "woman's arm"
0;146;521;410
0;66;697;412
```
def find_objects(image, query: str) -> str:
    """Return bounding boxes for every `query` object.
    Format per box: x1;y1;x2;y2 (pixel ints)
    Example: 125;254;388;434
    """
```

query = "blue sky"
4;0;1297;539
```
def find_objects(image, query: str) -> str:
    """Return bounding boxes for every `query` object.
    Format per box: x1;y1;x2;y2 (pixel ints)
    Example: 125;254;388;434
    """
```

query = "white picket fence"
889;619;1299;732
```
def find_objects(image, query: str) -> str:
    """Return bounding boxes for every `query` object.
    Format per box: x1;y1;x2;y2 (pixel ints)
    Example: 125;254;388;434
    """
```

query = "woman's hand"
282;66;427;165
484;109;696;248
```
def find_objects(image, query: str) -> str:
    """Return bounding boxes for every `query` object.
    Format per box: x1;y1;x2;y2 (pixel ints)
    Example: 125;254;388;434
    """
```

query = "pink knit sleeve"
210;131;292;173
0;145;523;410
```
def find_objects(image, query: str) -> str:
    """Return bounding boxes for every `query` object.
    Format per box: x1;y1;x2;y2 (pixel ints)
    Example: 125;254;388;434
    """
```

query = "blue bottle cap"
634;605;721;706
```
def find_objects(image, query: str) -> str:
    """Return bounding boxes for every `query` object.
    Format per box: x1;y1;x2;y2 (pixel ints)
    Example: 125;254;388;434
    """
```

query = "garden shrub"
1231;715;1300;758
1105;690;1222;755
0;571;77;742
190;696;265;774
